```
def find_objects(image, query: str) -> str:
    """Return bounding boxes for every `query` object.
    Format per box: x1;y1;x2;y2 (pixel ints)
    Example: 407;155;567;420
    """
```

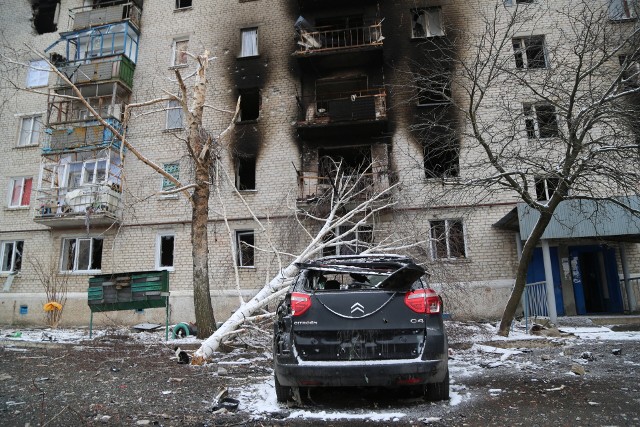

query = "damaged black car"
273;254;449;402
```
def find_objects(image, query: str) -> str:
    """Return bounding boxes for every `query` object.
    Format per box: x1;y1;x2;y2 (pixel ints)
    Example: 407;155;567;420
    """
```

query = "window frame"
175;0;193;10
235;230;255;267
429;219;466;260
523;103;559;139
534;175;560;201
239;27;259;58
512;35;548;69
26;59;50;88
171;37;189;67
609;0;638;21
166;100;184;130
235;156;256;191
60;236;104;273
8;177;33;208
17;115;43;147
161;162;180;192
155;232;176;271
0;240;24;273
410;8;445;39
322;225;374;257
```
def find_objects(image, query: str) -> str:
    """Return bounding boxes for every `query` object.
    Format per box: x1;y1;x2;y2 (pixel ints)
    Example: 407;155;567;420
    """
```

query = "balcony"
294;21;383;57
71;1;142;31
55;55;135;89
43;119;122;153
297;168;391;203
33;184;123;228
296;88;387;138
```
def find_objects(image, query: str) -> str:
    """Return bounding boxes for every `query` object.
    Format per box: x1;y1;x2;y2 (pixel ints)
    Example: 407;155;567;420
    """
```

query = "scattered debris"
530;324;565;337
210;387;238;412
6;331;22;338
588;401;600;406
133;323;162;332
612;348;622;356
136;420;151;425
0;373;12;381
544;385;566;392
571;364;586;375
174;347;191;364
167;377;184;383
580;351;595;361
474;344;523;361
161;390;172;395
541;354;551;361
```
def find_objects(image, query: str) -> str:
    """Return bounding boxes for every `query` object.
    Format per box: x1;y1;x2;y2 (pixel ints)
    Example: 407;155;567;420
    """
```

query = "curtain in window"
241;28;258;57
26;60;50;87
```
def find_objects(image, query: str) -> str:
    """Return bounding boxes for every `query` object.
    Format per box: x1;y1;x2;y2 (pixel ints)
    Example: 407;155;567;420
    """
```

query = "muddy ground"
1;324;639;426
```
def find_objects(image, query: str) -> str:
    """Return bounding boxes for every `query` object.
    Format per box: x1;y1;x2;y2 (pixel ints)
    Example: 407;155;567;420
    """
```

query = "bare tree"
17;47;239;338
30;257;70;328
407;0;640;335
192;160;404;362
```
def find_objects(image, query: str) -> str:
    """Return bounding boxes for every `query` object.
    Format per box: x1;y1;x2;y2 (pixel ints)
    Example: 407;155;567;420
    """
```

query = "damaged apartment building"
1;0;639;326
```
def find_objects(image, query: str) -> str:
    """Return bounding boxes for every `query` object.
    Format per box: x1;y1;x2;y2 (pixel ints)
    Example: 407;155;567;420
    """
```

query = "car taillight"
404;289;441;314
290;292;312;316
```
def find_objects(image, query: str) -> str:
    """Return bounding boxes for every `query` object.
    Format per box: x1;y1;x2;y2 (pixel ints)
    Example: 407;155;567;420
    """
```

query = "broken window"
238;88;260;122
17;115;42;147
166;100;183;129
411;8;444;38
534;176;559;201
156;233;175;270
32;0;60;34
175;0;192;9
26;60;50;88
82;159;107;185
524;103;559;138
619;55;640;87
162;163;180;191
61;237;103;272
8;177;33;208
430;219;465;260
235;156;256;190
0;241;24;273
240;28;258;57
609;0;638;20
416;74;451;106
423;141;459;179
322;225;373;256
504;0;535;5
236;230;255;267
172;38;189;66
513;36;547;69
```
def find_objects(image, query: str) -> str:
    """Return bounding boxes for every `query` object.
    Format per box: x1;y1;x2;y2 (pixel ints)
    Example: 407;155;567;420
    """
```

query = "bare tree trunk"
192;168;216;338
497;211;553;336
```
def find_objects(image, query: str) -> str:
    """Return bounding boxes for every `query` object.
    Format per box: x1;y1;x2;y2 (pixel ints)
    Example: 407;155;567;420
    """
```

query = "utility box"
87;270;170;338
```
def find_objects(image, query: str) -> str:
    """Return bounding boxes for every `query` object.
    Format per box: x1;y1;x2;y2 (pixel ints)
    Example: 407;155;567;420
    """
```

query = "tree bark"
497;211;554;336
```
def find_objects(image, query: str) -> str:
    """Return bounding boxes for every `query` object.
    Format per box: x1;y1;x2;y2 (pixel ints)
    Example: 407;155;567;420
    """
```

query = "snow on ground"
3;320;640;421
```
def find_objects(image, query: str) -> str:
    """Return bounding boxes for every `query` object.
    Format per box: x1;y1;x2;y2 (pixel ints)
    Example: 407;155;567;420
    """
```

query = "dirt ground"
1;324;639;426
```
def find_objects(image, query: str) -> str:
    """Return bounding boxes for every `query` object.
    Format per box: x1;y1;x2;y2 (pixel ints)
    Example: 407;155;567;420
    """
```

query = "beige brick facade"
1;0;639;327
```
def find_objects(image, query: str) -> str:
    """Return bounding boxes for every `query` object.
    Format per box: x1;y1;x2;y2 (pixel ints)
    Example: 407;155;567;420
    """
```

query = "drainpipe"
619;243;637;312
541;239;558;324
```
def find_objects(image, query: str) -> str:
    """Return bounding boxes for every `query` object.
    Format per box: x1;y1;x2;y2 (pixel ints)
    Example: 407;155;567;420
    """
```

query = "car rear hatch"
291;259;430;362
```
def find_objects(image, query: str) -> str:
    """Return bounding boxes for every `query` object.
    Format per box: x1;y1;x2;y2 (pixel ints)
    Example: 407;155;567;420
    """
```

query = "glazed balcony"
55;55;135;89
33;184;123;228
71;1;142;31
294;21;383;57
43;119;122;153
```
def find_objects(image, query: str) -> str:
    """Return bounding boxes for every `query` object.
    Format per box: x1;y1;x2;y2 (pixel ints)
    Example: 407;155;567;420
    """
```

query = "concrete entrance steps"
587;315;640;328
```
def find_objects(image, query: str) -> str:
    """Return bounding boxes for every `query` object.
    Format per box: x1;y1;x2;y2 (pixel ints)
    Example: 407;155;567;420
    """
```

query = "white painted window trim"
0;240;24;273
59;236;103;273
7;176;33;208
155;232;176;271
26;59;50;88
16;114;43;147
429;219;467;260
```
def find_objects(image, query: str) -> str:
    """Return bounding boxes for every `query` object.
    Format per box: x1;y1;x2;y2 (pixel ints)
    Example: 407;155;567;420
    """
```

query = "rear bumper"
275;358;448;388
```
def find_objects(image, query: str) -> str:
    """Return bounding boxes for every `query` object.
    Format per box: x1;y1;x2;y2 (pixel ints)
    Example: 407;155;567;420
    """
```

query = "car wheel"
425;370;450;401
274;373;292;403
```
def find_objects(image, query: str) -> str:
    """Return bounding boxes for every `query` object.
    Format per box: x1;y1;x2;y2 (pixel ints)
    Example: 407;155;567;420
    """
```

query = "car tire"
425;370;450;401
274;373;291;403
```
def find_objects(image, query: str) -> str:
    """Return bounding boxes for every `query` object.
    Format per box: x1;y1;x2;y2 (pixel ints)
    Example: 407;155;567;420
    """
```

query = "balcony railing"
71;1;142;31
298;169;390;202
33;184;122;225
295;22;383;55
43;119;122;153
48;96;124;126
298;88;387;127
56;55;135;89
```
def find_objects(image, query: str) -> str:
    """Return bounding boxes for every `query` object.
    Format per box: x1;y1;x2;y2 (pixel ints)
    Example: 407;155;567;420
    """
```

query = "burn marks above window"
238;88;260;122
31;0;60;34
